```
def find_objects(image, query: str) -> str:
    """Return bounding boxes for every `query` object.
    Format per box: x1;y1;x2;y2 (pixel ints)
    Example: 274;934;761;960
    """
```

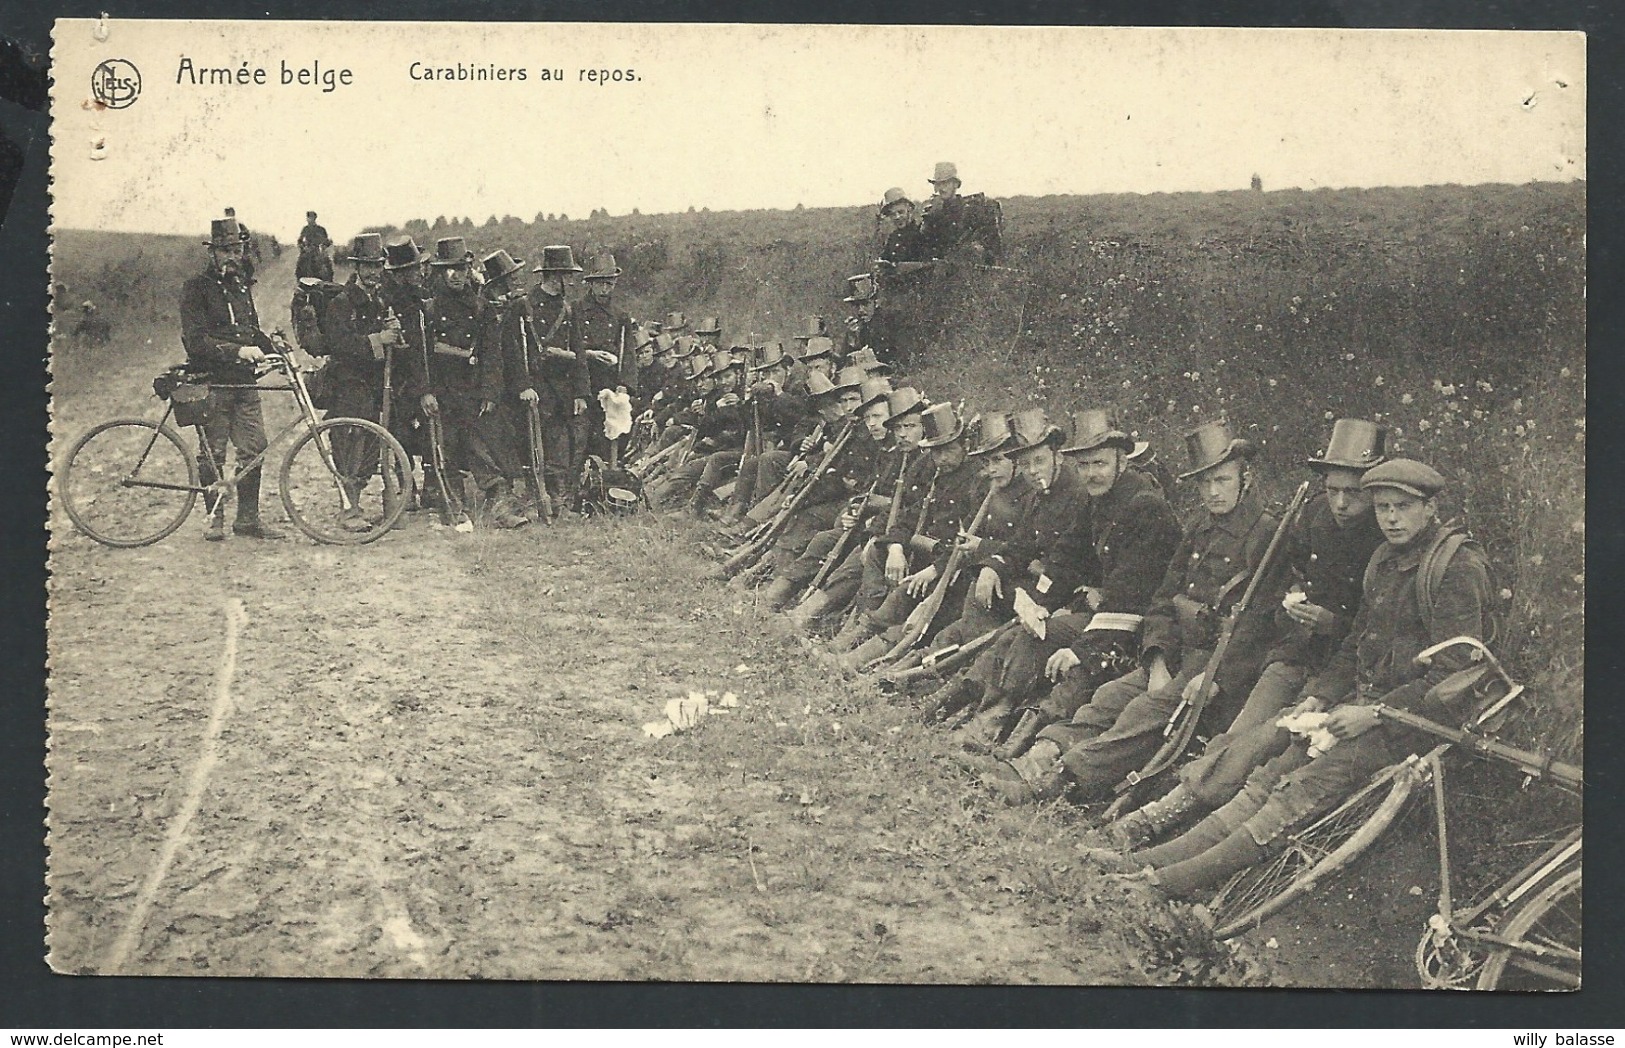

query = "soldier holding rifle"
375;234;437;527
981;420;1282;806
412;237;496;526
471;248;537;529
648;349;750;515
572;252;640;472
517;245;589;515
320;233;397;534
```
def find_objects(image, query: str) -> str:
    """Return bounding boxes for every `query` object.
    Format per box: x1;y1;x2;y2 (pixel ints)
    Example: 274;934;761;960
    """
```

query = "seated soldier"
785;387;932;632
1114;459;1493;897
647;350;748;512
874;188;931;278
757;377;899;610
1103;418;1387;848
719;341;813;525
980;421;1282;806
920;161;1003;265
951;409;1182;754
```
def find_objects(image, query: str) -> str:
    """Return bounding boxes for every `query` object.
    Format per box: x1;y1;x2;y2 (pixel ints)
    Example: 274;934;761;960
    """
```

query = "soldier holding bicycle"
179;216;283;541
1125;458;1495;897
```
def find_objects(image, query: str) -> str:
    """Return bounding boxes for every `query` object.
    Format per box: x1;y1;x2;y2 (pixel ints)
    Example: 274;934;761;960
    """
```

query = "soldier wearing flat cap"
179;215;286;540
1122;457;1495;898
1100;417;1390;849
982;420;1282;805
571;252;640;474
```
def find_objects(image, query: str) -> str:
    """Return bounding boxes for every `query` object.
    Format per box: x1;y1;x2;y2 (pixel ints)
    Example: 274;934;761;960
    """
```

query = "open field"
46;179;1584;986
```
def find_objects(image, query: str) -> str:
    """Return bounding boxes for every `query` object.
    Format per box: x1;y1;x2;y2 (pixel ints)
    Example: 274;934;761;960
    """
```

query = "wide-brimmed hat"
1061;407;1135;455
1005;408;1067;456
918;403;967;448
706;349;746;377
664;311;689;333
347;232;386;264
672;334;699;359
843;273;879;303
687;353;717;380
693;316;722;336
383;234;427;271
1308;418;1389;473
1360;458;1447;499
581;252;622;280
794;315;827;340
879;187;914;214
884;387;929;425
752;342;789;371
846;346;893;376
532;245;583;273
798;335;837;363
967;411;1014;458
636;327;659;350
479;248;525;284
430;236;474;267
1177;420;1258;481
857;377;895;413
929;161;960;185
205;218;242;248
805;371;840;398
831;366;867;393
653;333;678;356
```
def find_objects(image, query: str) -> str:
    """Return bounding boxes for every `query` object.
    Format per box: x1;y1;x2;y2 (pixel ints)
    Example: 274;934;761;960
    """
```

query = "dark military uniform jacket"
524;289;589;408
883;455;987;569
378;282;437;406
321;279;389;391
858;442;920;534
694;388;748;447
982;459;1097;614
180;267;274;383
1261;495;1386;672
881;221;928;265
1140;488;1280;694
803;420;881;508
649;363;692;426
415;284;490;404
571;295;639;397
1305;520;1493;721
920;193;1002;264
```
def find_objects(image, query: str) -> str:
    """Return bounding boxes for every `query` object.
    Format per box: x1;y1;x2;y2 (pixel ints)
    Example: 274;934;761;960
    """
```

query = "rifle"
721;420;856;577
524;400;556;523
882;623;1008;687
1104;479;1313;813
425;412;471;529
803;448;905;602
378;306;406;511
865;480;998;671
742;417;828;526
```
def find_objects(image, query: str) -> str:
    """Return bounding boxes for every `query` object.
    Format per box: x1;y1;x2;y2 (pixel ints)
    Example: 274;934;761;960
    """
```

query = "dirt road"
45;254;1248;983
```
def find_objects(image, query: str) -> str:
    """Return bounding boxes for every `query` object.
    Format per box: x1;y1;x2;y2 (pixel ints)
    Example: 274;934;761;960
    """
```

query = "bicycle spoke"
60;420;197;547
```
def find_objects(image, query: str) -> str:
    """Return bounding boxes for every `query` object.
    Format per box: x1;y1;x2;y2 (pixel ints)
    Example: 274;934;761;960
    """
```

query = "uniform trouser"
512;395;583;503
966;627;1066;709
730;450;792;515
1175;661;1310;808
196;386;268;523
807;536;872;612
1033;625;1144;722
762;501;843;574
326;372;381;485
919;580;1012;649
656;447;740;506
1034;655;1209;789
784;525;860;588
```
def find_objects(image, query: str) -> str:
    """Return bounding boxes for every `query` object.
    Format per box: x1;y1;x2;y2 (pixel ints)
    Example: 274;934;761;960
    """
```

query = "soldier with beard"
471;248;538;529
571;252;640;472
320;233;397;534
520;245;590;513
179;216;284;541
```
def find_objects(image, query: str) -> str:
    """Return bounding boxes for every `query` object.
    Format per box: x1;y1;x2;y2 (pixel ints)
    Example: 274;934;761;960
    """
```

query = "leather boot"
957;697;1015;752
788;589;836;632
837;631;890;672
920;677;984;725
1106;784;1198;852
760;575;799;611
1153;826;1269;899
980;740;1066;806
993;709;1050;761
490;481;532;530
1135;810;1235;870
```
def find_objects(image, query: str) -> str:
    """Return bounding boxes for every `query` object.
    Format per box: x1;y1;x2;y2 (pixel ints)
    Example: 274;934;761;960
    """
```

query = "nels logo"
91;59;142;109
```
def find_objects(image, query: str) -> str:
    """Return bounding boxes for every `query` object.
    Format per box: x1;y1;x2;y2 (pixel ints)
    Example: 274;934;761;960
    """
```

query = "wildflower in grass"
1374;375;1385;386
1477;380;1494;393
1401;393;1414;405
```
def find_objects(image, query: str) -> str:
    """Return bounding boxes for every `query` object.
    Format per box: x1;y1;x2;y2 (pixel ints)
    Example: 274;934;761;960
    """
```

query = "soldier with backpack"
919;162;1003;265
1113;458;1496;898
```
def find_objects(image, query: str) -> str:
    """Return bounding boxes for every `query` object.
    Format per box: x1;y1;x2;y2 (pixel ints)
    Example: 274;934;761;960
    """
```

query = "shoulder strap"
1417;526;1497;646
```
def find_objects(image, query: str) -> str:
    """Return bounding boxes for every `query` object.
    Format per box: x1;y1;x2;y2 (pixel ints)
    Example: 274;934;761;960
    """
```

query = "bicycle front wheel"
58;418;198;547
1210;759;1421;939
279;416;410;545
1476;868;1581;990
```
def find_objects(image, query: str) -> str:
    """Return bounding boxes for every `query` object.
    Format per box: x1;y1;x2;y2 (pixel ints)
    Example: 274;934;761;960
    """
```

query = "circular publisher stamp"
91;59;142;109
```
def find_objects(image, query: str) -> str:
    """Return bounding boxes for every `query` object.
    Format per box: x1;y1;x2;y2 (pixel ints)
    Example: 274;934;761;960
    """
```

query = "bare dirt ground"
44;249;1437;988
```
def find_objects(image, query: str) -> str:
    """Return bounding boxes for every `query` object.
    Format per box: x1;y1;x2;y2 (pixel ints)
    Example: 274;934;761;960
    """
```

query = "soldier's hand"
421;393;439;416
236;346;267;363
798;432;820;454
786;459;810;479
884;544;909;584
587;349;618;366
717;392;740;407
838;507;860;531
954;530;983;553
1076;586;1105;612
903;563;938;597
1289;694;1326;718
519;388;539;404
383;313;403;331
379;327;404;347
1326;704;1381;740
1285;599;1338;635
974;566;1003;607
573;398;587;416
1045;648;1081;682
845;316;861;333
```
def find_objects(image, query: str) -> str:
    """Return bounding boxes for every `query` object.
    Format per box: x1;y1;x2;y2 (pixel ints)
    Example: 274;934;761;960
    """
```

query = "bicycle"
59;351;412;547
1205;637;1581;991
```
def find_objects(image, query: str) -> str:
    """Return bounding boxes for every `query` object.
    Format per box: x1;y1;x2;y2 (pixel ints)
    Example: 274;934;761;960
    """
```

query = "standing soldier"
521;245;590;513
376;234;434;524
571;252;639;474
415;236;494;525
473;248;537;529
321;233;395;533
179;216;284;541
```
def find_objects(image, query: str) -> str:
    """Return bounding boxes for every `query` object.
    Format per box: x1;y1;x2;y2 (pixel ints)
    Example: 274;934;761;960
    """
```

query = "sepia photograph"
45;20;1583;988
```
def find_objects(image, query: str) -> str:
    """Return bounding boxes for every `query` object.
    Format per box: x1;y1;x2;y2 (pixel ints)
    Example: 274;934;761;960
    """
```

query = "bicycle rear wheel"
278;416;410;545
1476;867;1581;990
58;418;198;547
1210;758;1422;939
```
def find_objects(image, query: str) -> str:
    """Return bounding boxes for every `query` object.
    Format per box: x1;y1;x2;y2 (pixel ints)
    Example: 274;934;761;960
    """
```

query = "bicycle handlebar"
1375;703;1583;793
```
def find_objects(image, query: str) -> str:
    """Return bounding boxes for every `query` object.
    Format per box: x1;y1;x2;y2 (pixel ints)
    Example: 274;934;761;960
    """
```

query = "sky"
50;21;1586;239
